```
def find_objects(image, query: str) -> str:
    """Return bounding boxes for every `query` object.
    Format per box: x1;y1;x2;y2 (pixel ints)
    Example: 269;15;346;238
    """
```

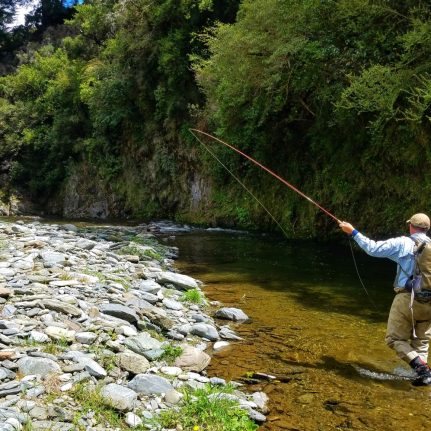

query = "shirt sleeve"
353;232;406;260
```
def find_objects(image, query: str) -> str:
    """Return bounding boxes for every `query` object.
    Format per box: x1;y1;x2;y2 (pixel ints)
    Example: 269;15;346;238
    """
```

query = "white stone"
125;412;142;428
213;341;230;351
30;330;49;343
160;366;182;376
60;382;73;392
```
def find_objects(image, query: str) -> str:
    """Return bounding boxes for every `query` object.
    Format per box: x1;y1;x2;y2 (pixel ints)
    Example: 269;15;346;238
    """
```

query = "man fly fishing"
340;214;431;386
190;129;431;386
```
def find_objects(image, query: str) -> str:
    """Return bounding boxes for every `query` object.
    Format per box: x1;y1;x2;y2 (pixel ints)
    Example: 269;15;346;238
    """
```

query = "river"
169;230;431;431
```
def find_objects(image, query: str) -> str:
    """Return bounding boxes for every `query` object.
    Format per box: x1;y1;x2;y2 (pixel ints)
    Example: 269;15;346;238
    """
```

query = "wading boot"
409;357;431;386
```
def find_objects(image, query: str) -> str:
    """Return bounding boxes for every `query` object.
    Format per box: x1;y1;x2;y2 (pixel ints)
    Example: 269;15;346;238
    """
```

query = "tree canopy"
1;0;431;236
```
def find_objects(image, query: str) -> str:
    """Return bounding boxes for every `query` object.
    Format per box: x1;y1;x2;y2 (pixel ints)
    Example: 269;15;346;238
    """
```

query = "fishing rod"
189;128;340;224
189;128;378;311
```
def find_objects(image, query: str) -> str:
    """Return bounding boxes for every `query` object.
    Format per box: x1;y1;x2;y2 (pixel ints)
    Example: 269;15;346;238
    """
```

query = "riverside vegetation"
1;1;431;238
0;219;265;430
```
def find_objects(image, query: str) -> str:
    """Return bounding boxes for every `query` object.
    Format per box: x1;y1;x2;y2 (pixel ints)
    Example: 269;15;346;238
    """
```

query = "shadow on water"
169;231;394;322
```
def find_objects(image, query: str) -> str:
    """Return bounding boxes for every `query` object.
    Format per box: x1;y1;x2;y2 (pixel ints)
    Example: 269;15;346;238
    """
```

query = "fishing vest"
409;237;431;292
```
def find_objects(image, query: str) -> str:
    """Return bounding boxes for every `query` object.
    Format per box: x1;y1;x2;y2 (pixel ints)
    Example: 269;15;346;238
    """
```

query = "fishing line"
189;128;377;310
190;128;341;224
189;129;291;238
348;238;378;311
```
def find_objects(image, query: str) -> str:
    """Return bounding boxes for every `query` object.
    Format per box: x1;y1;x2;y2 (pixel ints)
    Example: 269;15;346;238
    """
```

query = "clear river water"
168;230;431;431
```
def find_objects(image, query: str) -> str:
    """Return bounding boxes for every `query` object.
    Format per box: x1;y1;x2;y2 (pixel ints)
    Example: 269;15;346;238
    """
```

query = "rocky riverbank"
0;219;267;430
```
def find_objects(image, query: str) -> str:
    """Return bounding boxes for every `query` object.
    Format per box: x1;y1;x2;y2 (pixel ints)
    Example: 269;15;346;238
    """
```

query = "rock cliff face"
0;159;214;223
53;163;126;219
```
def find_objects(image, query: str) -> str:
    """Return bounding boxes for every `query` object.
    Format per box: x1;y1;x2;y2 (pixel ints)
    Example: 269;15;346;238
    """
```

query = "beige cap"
406;213;431;230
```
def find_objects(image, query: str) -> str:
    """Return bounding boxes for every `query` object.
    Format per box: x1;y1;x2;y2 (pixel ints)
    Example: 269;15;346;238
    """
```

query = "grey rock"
215;307;249;321
116;350;150;374
219;326;243;340
156;272;199;290
139;306;174;330
100;383;137;411
190;323;219;341
1;305;16;318
76;239;96;250
99;303;139;323
0;368;15;380
125;333;163;356
75;332;97;344
137;280;161;293
162;298;183;311
30;421;73;431
29;406;48;420
40;299;82;317
17;357;61;377
40;251;67;267
29;331;49;343
128;374;174;395
140;292;159;304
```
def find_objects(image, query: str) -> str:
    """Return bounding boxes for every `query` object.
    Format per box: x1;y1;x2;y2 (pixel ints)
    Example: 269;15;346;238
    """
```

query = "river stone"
40;251;67;267
61;224;78;232
174;345;211;372
0;268;15;277
30;331;50;343
252;392;269;413
75;332;97;344
12;259;33;270
213;341;230;351
17;357;61;377
139;292;159;304
219;327;242;340
156;272;199;290
0;367;15;380
189;323;219;341
127;374;174;395
101;384;137;411
215;307;249;321
162;298;183;310
0;287;12;298
164;389;182;404
40;299;82;317
139;306;174;330
45;327;76;342
125;412;142;428
137;280;162;293
116;350;150;374
125;333;162;356
75;239;96;250
81;359;106;378
99;304;139;323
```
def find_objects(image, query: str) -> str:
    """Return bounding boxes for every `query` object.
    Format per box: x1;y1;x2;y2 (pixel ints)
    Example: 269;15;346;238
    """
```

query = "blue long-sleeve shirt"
352;231;430;289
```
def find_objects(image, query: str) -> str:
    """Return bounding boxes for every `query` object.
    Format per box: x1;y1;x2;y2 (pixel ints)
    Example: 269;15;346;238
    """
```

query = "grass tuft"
151;384;259;431
181;288;204;304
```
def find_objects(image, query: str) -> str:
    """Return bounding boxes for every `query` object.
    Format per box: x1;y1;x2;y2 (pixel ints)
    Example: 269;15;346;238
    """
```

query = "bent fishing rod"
189;128;340;224
189;128;377;310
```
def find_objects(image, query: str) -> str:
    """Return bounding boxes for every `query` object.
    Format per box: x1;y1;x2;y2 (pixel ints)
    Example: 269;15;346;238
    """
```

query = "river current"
169;230;431;431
